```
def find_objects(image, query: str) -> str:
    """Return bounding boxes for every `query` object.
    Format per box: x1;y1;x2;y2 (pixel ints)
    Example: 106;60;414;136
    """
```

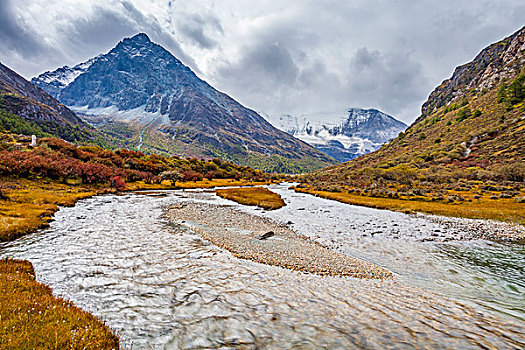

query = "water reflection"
433;241;525;319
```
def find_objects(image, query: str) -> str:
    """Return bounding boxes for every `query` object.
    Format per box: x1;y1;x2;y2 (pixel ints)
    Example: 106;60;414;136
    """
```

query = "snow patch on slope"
33;56;101;88
71;104;170;126
266;108;407;162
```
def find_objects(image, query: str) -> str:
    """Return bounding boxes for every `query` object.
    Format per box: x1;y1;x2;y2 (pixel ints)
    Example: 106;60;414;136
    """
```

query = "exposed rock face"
30;56;100;99
272;109;407;162
419;25;525;121
0;62;91;140
32;33;334;171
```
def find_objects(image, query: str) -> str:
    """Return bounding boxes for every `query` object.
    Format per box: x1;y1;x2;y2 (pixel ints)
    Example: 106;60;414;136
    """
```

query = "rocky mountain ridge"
318;25;525;178
0;62;96;142
419;25;525;122
272;108;406;162
33;33;334;173
31;56;101;100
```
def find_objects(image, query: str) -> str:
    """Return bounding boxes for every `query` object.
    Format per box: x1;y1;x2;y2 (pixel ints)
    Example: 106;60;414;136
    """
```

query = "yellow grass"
296;187;525;225
0;258;119;349
0;178;101;242
0;176;276;348
216;187;285;210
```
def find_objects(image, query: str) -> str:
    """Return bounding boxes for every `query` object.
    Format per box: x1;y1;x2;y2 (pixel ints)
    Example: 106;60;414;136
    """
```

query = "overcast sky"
1;0;524;124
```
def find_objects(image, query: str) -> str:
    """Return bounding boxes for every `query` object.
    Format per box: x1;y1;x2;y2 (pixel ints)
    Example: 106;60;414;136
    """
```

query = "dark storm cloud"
0;0;47;57
217;39;301;108
216;40;429;120
119;1;197;68
56;1;198;70
243;41;299;83
178;14;223;49
0;0;197;77
1;0;524;124
58;6;138;55
347;47;430;114
215;36;340;116
215;22;319;95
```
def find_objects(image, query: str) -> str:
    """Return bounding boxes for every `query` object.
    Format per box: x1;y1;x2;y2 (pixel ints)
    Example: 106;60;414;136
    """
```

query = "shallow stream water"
1;184;524;349
263;185;525;321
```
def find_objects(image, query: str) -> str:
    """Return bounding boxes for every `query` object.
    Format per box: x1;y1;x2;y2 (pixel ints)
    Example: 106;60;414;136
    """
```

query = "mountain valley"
0;7;524;349
298;25;525;224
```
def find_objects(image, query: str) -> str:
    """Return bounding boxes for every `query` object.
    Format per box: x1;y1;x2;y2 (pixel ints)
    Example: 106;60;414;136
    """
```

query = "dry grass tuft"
126;178;272;191
0;258;119;349
216;187;285;210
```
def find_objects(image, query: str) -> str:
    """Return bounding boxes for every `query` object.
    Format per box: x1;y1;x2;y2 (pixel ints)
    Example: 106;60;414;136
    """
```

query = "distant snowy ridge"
268;108;407;162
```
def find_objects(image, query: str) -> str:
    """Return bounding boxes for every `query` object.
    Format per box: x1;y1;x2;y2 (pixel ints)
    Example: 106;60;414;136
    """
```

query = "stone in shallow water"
256;231;275;240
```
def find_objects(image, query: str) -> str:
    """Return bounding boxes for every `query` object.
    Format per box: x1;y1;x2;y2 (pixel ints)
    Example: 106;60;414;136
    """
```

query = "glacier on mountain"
267;108;407;163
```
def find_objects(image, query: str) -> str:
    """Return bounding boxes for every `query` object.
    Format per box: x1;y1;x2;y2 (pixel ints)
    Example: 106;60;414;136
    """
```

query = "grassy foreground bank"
295;186;525;225
216;187;286;210
0;258;119;349
0;178;101;242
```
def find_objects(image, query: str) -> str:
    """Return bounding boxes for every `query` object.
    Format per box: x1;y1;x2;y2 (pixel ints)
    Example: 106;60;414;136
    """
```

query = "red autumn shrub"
182;170;204;182
79;162;112;184
111;176;126;190
1;136;269;186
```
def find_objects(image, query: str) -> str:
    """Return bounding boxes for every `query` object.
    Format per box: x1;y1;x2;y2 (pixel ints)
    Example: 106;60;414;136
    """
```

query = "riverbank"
166;201;392;279
2;187;524;348
0;176;272;242
0;258;119;349
295;186;525;241
0;178;102;242
0;176;272;348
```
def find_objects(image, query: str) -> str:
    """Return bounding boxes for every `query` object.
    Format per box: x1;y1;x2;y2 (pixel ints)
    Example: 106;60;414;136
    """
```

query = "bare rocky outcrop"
0;63;85;127
419;25;525;121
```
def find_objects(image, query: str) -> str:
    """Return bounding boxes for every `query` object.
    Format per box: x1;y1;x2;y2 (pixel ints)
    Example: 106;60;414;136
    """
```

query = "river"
1;184;523;349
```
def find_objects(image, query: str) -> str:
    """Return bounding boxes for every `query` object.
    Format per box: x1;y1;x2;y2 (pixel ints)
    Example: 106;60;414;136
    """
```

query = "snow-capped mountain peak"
268;108;407;162
30;33;334;171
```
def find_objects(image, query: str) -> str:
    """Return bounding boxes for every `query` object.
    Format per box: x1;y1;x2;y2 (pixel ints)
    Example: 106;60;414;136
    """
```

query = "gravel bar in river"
166;202;392;279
